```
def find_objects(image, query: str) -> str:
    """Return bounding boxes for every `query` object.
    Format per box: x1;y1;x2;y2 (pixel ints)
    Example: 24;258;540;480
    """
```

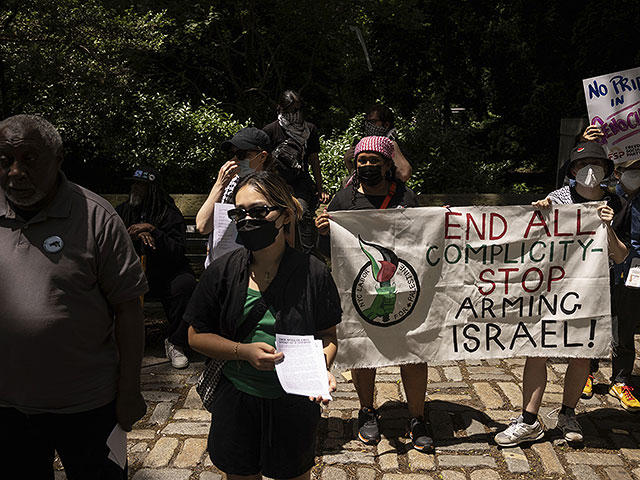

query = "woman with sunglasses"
315;136;432;453
195;127;274;268
186;171;342;480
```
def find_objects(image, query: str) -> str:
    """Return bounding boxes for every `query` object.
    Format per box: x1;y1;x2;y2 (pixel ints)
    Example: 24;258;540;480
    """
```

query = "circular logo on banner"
351;235;420;328
43;235;64;253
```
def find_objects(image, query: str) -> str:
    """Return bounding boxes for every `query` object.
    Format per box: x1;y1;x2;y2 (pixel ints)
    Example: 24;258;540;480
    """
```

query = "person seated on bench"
116;166;196;369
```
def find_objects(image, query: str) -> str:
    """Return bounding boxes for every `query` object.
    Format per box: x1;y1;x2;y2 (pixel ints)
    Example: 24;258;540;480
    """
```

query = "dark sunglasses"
233;149;261;161
227;205;280;222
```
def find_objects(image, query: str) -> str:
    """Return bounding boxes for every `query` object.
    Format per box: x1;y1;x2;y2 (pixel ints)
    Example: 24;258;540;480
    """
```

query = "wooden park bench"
101;192;541;280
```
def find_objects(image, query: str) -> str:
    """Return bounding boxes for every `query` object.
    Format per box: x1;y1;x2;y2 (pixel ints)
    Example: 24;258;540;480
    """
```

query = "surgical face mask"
620;170;640;191
235;158;254;177
574;165;605;188
235;217;282;251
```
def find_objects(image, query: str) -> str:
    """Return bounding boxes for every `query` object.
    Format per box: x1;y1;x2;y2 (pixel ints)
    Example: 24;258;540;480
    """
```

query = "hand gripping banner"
329;204;612;369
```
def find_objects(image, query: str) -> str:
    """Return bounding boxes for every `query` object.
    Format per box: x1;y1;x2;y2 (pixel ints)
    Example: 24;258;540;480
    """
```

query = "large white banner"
583;66;640;164
330;204;612;368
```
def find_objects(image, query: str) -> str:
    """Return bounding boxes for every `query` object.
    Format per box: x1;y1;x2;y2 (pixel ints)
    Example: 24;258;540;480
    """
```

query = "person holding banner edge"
579;125;640;411
315;136;433;452
494;141;629;447
186;171;341;479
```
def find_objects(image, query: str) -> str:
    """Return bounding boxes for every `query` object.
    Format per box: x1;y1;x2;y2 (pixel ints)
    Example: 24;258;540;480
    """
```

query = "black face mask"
235;217;281;251
357;165;384;186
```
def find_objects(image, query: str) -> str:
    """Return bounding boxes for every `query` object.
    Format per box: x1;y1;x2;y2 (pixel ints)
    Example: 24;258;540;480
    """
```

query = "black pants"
292;174;318;255
611;283;639;384
148;269;196;347
0;401;125;480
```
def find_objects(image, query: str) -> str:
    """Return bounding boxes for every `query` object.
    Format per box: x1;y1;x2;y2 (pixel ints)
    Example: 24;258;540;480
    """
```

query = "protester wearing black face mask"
185;171;342;480
317;136;418;218
315;137;432;453
233;205;284;251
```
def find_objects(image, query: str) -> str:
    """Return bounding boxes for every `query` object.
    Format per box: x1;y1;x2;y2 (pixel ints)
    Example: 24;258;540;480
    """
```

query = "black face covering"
235;218;281;251
357;165;384;186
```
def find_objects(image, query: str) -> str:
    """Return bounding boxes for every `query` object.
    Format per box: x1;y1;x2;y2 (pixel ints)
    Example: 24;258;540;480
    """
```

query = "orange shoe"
581;374;594;399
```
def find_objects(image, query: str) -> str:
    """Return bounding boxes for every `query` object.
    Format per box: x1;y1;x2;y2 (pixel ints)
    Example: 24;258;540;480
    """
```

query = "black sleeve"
307;124;321;155
611;195;631;246
312;260;342;331
318;192;350;257
326;189;351;212
183;267;222;334
150;207;188;258
404;186;420;207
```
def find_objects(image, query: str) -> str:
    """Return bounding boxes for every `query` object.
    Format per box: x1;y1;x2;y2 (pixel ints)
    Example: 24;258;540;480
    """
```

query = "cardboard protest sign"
330;204;611;368
583;67;640;164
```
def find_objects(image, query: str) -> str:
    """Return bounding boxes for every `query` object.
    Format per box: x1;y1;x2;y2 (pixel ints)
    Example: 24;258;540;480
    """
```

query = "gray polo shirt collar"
0;171;72;222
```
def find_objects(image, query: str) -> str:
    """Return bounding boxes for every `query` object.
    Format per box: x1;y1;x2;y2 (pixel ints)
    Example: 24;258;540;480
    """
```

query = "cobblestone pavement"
54;317;640;480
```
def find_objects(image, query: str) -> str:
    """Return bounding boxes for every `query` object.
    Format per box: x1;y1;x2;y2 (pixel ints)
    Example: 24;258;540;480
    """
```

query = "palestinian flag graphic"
358;235;399;323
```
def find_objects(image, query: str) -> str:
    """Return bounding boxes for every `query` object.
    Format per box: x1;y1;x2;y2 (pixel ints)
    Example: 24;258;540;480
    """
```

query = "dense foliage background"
1;0;638;194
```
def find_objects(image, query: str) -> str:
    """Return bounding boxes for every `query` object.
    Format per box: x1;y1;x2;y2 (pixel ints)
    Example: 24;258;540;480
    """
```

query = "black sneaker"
408;416;434;452
357;407;380;445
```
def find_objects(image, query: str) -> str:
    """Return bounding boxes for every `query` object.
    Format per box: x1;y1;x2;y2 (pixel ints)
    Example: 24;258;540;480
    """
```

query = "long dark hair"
119;181;175;227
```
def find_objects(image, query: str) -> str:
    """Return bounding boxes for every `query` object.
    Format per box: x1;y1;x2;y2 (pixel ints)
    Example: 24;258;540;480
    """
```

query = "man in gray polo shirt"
0;115;148;478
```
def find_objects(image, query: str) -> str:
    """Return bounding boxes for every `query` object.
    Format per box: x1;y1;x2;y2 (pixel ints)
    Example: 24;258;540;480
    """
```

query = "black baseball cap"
563;142;613;179
125;166;161;183
221;127;272;153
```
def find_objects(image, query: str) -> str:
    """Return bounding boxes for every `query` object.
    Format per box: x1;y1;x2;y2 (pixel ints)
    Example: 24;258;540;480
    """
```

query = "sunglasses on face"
227;205;280;222
233;149;261;161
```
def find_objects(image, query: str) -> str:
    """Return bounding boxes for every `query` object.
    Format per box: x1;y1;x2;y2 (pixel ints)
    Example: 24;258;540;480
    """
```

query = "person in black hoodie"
116;166;196;369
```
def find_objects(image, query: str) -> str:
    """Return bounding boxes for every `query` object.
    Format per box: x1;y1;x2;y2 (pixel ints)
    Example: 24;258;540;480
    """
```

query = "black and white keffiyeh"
547;185;574;205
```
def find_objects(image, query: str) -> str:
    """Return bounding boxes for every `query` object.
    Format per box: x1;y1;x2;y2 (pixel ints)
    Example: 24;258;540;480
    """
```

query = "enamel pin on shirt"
43;235;64;253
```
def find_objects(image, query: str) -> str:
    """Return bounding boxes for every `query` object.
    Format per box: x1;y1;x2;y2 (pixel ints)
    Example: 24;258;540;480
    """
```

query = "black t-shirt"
327;181;419;212
184;246;342;339
319;182;419;256
263;120;321;167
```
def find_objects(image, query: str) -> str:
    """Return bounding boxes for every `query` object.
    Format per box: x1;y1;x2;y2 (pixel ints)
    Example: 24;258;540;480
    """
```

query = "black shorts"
208;376;321;478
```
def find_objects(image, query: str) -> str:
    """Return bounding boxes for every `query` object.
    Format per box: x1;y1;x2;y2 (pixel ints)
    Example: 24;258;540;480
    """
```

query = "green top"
223;287;283;398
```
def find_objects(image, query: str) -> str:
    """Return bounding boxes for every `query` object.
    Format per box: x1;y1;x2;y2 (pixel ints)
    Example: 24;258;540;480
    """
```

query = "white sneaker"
557;412;583;443
494;415;544;447
165;339;189;369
